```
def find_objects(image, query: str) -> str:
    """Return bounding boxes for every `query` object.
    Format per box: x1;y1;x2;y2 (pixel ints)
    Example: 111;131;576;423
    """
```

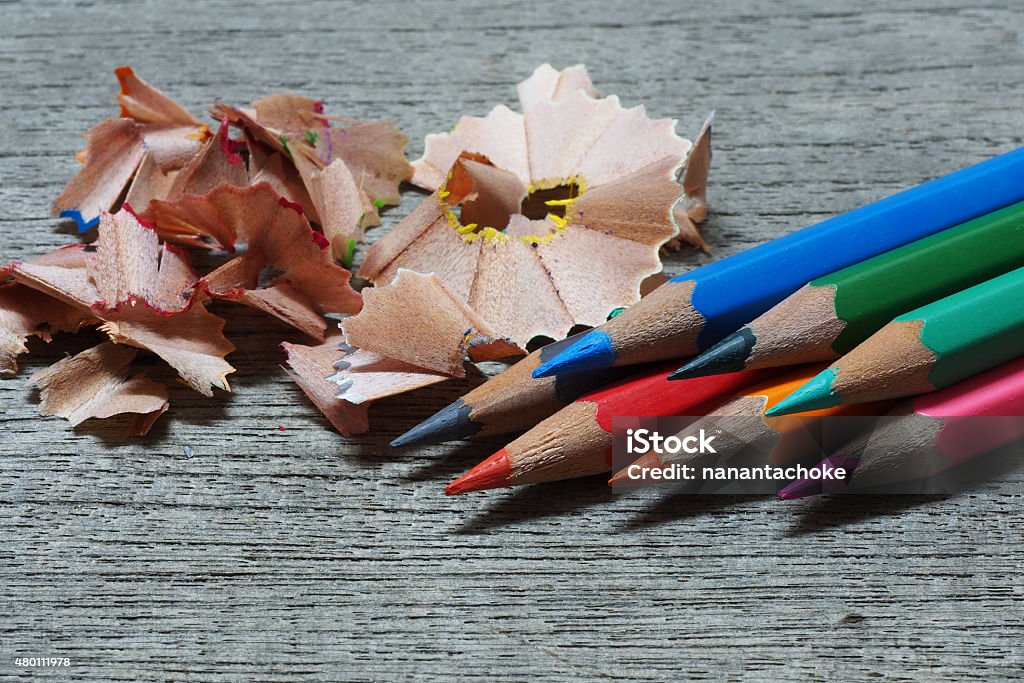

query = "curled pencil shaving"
282;336;385;437
9;210;235;396
212;93;412;255
114;65;200;126
314;269;520;435
329;348;449;408
246;135;319;221
0;247;98;374
367;64;704;345
29;342;169;436
163;118;248;200
53;67;211;230
342;269;525;377
283;338;449;437
146;183;361;339
669;111;714;252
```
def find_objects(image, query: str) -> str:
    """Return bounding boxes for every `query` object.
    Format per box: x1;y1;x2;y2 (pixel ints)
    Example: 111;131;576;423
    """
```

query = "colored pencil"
608;365;887;488
767;266;1024;416
672;199;1024;380
531;146;1024;379
445;363;770;494
390;331;634;447
779;356;1024;497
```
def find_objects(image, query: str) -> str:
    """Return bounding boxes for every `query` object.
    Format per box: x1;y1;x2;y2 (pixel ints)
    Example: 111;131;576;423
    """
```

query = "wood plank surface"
2;0;1023;679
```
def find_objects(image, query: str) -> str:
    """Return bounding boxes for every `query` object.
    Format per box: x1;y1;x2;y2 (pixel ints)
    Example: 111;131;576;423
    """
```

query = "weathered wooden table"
3;1;1023;680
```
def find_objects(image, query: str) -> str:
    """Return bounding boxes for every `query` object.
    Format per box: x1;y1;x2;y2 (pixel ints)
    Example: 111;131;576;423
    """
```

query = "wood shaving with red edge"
10;209;235;396
146;183;361;340
212;92;412;257
53;68;212;230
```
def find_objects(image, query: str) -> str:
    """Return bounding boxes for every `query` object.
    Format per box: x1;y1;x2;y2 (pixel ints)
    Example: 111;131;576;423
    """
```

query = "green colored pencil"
671;199;1024;379
766;266;1024;415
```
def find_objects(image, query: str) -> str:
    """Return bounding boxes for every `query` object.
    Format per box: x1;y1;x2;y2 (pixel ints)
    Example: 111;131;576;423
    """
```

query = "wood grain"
2;0;1023;679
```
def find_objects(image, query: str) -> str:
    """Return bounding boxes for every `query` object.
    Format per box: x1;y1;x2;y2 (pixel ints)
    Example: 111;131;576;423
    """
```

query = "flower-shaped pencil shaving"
360;64;712;347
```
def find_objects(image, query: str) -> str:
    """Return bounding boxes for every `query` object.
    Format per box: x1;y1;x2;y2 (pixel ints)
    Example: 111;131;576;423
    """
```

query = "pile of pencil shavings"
0;64;712;436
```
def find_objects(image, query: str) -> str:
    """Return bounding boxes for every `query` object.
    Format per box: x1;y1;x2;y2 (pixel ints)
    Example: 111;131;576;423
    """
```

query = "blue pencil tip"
764;368;841;416
532;330;617;378
59;209;100;233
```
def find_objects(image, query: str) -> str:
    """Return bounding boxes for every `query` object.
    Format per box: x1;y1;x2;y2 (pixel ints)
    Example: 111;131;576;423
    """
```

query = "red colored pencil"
446;363;771;494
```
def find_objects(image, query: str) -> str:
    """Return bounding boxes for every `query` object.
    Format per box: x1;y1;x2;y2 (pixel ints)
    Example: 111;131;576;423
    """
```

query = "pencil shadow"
783;494;950;537
324;372;491;468
785;445;1024;537
614;492;766;531
398;436;510;483
453;474;614;534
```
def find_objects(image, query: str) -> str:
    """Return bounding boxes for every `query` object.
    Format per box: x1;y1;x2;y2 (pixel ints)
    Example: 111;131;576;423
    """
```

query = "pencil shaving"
246;139;318;218
213;92;412;256
29;342;169;436
147;183;361;339
10;210;236;396
114;65;200;126
53;68;211;231
0;249;97;373
669;111;714;252
342;269;525;377
326;348;449;435
282;336;379;437
364;64;706;345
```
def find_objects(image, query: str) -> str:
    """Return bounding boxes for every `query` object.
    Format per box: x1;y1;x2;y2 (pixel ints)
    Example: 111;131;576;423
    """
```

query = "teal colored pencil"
768;267;1024;416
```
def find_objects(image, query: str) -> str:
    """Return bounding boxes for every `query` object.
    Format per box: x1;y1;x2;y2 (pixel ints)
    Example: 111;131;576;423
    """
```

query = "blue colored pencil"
534;145;1024;378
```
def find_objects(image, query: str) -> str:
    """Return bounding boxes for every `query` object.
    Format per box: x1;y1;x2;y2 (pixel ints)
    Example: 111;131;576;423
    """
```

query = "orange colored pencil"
609;364;889;488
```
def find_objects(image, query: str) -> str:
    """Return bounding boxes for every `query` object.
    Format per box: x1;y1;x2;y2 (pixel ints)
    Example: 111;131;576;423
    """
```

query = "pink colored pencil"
779;355;1024;498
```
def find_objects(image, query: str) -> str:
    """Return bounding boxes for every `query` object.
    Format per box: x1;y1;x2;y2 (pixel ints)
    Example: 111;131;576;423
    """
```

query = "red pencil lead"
608;451;666;488
446;449;512;495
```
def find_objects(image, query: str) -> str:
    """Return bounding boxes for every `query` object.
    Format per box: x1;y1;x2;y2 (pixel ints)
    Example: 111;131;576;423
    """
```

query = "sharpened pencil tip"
778;455;858;499
670;328;757;380
608;452;667;487
764;368;841;416
532;330;617;378
445;448;512;495
391;399;480;448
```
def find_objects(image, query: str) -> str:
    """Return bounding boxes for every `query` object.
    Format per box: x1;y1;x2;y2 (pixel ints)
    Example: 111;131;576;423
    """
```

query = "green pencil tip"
373;198;385;209
765;368;842;416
